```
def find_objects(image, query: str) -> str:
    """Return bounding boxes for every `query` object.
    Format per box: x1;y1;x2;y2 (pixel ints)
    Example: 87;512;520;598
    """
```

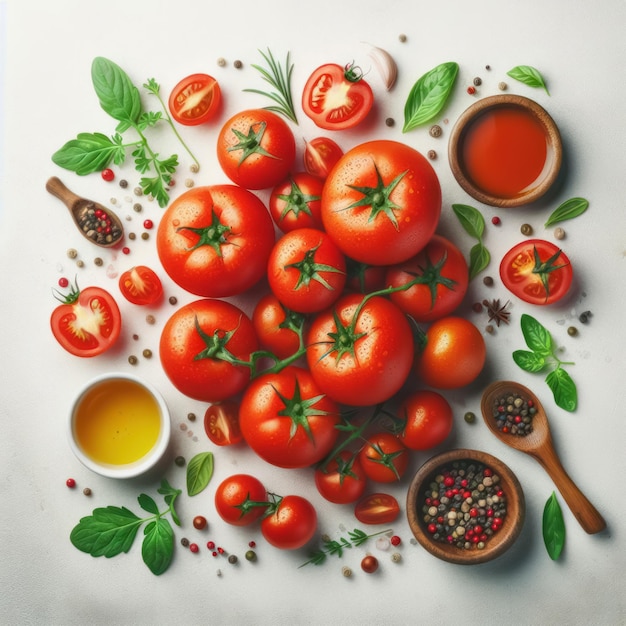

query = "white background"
1;1;625;624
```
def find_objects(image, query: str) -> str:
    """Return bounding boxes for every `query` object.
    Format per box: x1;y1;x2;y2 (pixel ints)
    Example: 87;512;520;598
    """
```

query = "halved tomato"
204;401;243;446
168;73;222;126
303;137;344;179
118;266;163;305
354;493;400;525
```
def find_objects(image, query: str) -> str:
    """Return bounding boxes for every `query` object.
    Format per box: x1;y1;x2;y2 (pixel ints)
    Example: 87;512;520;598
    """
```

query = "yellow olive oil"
74;378;161;465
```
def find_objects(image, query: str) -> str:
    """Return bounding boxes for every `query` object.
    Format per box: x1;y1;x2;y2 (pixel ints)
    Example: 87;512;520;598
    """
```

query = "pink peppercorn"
467;86;476;95
58;277;69;288
390;535;401;546
491;216;501;225
189;543;199;553
66;478;76;488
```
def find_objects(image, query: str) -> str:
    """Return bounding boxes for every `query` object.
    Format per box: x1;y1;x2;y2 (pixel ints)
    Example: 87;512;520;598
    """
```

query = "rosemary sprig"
244;48;298;123
299;528;391;567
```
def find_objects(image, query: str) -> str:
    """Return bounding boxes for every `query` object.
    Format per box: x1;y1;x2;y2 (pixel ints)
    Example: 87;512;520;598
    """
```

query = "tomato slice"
303;137;344;179
168;73;222;125
118;266;163;305
354;493;400;525
204;401;243;446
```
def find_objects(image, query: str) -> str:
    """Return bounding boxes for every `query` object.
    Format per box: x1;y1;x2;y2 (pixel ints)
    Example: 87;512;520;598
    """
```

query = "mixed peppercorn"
492;392;536;436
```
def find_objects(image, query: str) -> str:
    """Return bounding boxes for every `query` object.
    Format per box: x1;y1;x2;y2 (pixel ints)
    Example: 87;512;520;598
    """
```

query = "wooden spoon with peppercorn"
46;176;124;248
481;380;606;534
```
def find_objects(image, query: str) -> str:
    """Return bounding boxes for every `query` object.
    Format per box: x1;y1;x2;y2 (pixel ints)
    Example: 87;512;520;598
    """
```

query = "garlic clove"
368;45;398;91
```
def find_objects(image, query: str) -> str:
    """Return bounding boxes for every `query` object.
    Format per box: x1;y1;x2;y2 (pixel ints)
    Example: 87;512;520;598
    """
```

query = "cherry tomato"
159;299;258;402
322;140;441;265
168;73;221;126
50;284;121;357
217;109;296;190
269;172;324;233
193;515;207;530
302;63;373;130
361;555;379;574
415;316;486;389
354;493;400;525
204;400;243;446
303;137;344;179
214;474;268;526
358;432;409;483
261;495;317;550
386;235;469;322
314;451;368;504
118;265;163;306
397;390;454;451
251;293;303;360
156;185;275;298
500;238;573;305
268;228;347;314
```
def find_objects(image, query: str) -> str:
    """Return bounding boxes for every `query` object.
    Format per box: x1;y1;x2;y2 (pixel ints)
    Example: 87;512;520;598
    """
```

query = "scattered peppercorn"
185;178;195;188
228;554;238;564
427;150;437;160
234;60;243;69
134;187;143;196
189;543;200;554
467;86;476;95
207;541;216;550
66;478;76;488
248;541;256;548
190;163;200;174
174;456;186;467
492;392;536;435
128;233;136;240
554;227;566;240
76;260;85;268
141;232;150;241
391;552;402;563
188;412;196;422
485;65;491;70
579;310;592;323
567;326;578;336
94;257;103;266
146;314;156;325
429;124;442;138
217;57;227;67
133;203;143;212
464;411;476;424
169;296;178;305
193;515;207;530
472;302;483;313
498;81;507;90
58;277;69;288
119;179;128;188
520;223;533;236
122;247;130;255
485;324;495;334
390;535;401;546
342;566;352;577
245;550;257;562
385;117;395;127
143;219;153;230
483;276;494;287
142;349;152;359
180;537;190;547
101;168;115;182
128;355;138;365
491;216;501;225
67;248;78;259
83;487;92;496
473;77;482;86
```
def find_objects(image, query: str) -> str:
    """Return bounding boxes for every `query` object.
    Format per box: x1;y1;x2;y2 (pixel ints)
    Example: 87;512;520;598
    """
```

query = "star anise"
482;299;511;326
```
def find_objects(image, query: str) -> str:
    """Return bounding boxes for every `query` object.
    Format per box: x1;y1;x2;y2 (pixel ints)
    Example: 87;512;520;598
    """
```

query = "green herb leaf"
512;349;546;373
142;518;174;575
452;204;485;239
186;451;215;496
158;479;182;527
546;368;578;412
543;492;565;559
51;132;125;175
545;197;589;227
469;242;490;280
300;528;391;567
520;314;553;355
138;494;159;515
507;65;550;95
403;62;459;132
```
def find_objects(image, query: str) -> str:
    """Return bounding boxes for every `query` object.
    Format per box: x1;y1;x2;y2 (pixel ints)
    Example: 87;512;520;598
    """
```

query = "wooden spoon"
46;176;124;248
481;380;606;534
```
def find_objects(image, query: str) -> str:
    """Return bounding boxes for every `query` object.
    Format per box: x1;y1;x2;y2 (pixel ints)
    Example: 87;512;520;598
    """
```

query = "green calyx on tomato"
361;441;405;481
277;178;321;221
343;61;365;83
531;245;569;300
176;210;231;257
406;250;458;309
193;315;244;363
286;242;345;292
228;121;278;165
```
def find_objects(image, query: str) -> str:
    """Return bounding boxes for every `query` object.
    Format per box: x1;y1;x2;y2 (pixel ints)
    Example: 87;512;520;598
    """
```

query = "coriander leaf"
507;65;550;95
513;349;546;373
545;197;589;227
452;203;485;239
70;506;143;558
469;242;490;280
138;493;159;515
543;492;565;559
520;313;553;355
546;368;577;412
140;176;170;209
137;111;163;131
51;132;124;175
186;452;215;496
142;518;174;575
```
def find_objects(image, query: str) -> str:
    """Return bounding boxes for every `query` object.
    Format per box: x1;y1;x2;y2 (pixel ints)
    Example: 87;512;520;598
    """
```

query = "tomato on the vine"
345;259;386;294
217;109;296;189
358;432;409;483
314;451;368;504
156;185;275;298
260;495;317;550
269;172;324;233
214;474;268;526
168;73;222;126
251;293;304;360
303;136;344;179
500;238;573;305
322;140;441;265
302;63;373;130
50;283;121;357
354;493;400;525
397;390;454;451
118;265;163;305
204;400;243;446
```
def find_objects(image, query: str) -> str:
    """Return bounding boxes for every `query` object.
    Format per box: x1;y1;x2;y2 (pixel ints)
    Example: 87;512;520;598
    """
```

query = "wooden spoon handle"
46;176;82;208
534;449;606;534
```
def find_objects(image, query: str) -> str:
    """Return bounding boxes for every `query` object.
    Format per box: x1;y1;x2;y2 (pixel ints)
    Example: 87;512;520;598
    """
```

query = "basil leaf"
91;57;142;133
402;62;459;132
544;197;589;227
157;479;182;527
468;242;490;280
138;493;159;515
186;451;215;496
513;349;546;373
142;518;174;576
70;506;142;557
543;492;565;560
520;314;553;355
546;368;578;412
51;132;124;175
452;204;485;239
507;65;550;95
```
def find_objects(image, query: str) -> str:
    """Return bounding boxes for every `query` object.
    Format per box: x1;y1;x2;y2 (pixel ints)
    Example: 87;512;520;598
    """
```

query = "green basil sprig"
507;65;550;95
186;451;215;496
451;203;490;279
402;62;459;132
543;491;566;560
545;197;589;227
513;314;577;411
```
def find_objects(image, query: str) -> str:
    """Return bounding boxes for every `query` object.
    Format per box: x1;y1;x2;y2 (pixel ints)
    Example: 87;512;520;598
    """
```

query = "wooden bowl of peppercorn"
406;448;525;565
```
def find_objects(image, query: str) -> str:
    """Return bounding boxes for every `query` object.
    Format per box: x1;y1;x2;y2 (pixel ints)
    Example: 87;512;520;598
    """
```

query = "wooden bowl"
406;448;525;565
448;94;562;208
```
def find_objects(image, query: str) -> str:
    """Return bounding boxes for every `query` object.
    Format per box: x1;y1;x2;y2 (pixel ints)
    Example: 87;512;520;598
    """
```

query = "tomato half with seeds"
358;432;409;483
397;390;454;451
354;493;400;525
302;63;373;130
500;239;573;305
118;265;163;305
261;495;318;550
303;137;344;179
269;172;324;232
315;451;368;504
168;73;222;126
50;284;121;357
204;400;243;446
214;474;268;526
322;140;442;265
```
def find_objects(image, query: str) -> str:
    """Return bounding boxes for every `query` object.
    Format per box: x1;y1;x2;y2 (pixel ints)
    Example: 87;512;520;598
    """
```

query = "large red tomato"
239;366;340;468
306;294;414;406
214;474;268;526
261;495;317;550
159;299;258;402
397;390;454;450
321;140;441;265
156;185;274;298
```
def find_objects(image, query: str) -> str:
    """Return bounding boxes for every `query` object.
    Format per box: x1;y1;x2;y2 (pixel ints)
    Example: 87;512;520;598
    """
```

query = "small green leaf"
138;494;159;515
403;62;459;131
545;197;589;227
520;314;553;355
507;65;550;95
546;368;578;412
543;492;565;559
513;349;546;373
452;204;485;239
51;132;124;175
186;452;215;496
158;480;182;527
468;242;490;280
142;517;174;575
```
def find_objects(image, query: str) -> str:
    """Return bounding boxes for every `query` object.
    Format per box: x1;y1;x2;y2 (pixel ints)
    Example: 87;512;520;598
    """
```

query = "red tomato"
118;265;163;305
214;474;268;526
217;109;296;190
415;317;486;389
358;432;409;483
159;299;258;402
303;137;344;179
306;294;414;406
168;73;221;126
302;63;373;130
397;390;453;451
156;185;274;298
204;400;243;446
354;493;400;525
345;260;386;294
268;228;347;314
322;140;441;265
261;495;317;550
500;238;573;305
50;284;121;357
269;172;324;232
386;235;469;322
315;451;368;504
239;366;340;468
252;293;304;360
